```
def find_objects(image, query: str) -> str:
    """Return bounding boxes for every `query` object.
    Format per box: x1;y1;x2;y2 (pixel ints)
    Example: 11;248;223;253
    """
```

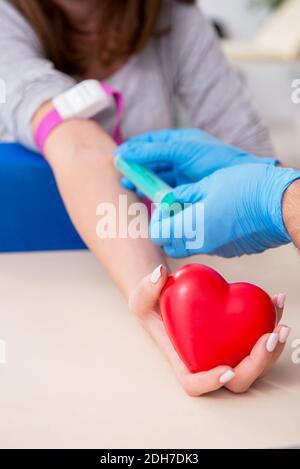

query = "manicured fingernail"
276;293;286;309
219;370;235;384
266;333;279;352
151;265;163;284
279;326;291;344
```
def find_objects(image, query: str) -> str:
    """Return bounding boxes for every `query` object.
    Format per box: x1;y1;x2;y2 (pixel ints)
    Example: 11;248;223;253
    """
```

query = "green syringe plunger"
115;156;180;209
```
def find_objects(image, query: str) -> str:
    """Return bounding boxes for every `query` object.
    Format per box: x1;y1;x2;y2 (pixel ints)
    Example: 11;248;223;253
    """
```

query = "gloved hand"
115;129;278;190
149;164;300;258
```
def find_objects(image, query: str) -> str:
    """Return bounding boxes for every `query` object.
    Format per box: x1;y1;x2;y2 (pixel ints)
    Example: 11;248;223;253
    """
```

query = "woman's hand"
129;265;290;396
129;264;237;395
116;129;277;188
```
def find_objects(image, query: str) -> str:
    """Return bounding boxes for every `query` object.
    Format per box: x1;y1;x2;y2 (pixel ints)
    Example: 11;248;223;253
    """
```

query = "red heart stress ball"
160;264;276;373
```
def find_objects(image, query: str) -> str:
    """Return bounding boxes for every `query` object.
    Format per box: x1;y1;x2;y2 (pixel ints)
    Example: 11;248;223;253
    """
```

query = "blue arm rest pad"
0;143;86;252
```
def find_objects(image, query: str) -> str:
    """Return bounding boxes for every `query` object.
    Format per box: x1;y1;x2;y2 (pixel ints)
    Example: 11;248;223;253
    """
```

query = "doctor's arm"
117;132;300;257
283;179;300;250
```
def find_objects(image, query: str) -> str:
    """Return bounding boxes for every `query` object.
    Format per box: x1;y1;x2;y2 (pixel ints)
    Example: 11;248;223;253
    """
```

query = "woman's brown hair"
10;0;195;76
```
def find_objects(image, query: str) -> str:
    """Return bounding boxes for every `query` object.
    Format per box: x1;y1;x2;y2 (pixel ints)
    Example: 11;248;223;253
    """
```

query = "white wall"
200;0;269;39
199;0;300;123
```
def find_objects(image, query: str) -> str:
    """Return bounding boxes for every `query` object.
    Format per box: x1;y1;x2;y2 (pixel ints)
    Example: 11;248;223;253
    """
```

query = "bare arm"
283;179;300;250
32;102;166;298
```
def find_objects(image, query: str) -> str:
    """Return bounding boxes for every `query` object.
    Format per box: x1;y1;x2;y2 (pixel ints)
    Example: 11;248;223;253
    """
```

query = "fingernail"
151;264;163;284
266;333;279;352
219;370;235;384
276;293;286;309
279;326;291;344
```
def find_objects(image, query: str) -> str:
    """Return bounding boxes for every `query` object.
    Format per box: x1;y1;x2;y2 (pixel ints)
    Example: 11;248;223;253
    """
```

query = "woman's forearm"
32;106;166;298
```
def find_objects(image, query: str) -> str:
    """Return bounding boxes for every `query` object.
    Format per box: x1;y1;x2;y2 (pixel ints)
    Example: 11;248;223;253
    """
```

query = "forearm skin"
283;179;300;250
32;104;166;298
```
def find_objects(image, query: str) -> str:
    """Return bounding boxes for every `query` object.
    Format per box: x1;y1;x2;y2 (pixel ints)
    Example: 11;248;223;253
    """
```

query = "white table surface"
0;247;299;449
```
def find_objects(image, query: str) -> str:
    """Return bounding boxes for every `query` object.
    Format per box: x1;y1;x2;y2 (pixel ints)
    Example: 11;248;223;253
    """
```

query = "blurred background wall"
201;0;270;39
199;0;300;166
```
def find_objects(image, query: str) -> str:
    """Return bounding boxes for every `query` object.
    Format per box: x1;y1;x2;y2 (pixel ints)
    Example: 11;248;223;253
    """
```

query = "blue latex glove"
150;164;300;258
115;129;278;190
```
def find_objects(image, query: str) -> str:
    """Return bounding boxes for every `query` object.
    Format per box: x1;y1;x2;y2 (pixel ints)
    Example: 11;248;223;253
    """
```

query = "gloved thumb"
173;179;210;205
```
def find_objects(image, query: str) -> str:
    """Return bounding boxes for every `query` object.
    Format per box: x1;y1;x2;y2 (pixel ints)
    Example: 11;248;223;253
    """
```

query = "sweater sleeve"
170;2;273;156
0;0;75;151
